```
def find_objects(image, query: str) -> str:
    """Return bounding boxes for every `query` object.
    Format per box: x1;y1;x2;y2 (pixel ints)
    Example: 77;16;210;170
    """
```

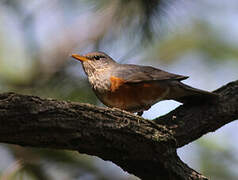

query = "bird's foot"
137;111;143;116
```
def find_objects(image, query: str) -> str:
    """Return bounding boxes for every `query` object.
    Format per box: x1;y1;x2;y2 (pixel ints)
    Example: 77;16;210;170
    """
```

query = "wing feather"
113;64;188;83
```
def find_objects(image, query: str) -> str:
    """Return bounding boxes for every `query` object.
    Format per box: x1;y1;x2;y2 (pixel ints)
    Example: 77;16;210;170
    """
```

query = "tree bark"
0;80;237;180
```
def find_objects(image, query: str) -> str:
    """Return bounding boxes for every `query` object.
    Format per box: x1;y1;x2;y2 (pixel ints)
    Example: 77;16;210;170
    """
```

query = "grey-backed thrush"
71;51;217;115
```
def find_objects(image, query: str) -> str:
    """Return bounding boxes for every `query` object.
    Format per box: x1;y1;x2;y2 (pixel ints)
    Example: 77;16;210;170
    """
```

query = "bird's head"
71;51;116;76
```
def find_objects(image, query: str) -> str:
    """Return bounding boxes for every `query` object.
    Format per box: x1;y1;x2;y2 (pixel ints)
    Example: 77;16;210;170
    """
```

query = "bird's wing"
113;64;188;83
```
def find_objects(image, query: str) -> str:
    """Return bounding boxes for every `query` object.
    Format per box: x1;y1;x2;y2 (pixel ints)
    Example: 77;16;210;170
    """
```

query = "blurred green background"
0;0;238;179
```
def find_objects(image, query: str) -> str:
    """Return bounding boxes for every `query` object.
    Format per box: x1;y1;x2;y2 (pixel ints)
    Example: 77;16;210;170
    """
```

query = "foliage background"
0;0;238;179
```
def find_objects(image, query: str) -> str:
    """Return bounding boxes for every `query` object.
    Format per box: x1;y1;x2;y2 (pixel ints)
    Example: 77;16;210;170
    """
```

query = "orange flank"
143;83;151;88
104;76;168;112
110;76;126;92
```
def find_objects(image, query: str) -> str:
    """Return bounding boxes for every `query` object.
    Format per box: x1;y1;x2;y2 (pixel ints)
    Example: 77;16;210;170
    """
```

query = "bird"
71;51;217;116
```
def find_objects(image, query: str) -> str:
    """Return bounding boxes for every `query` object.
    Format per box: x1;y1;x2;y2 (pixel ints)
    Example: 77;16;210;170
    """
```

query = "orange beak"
71;54;89;62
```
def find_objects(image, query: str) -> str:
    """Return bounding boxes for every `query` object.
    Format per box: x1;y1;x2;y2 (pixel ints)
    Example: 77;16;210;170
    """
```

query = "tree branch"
155;80;238;147
0;80;237;180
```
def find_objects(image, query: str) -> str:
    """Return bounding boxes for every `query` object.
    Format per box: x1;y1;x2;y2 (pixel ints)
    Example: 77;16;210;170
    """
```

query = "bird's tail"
168;81;218;104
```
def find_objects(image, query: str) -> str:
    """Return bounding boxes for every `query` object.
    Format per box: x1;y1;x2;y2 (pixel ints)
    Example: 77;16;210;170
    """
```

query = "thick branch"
0;93;204;180
0;80;237;180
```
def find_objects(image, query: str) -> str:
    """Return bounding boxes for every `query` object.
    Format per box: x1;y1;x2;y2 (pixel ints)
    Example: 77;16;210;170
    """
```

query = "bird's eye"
94;56;101;60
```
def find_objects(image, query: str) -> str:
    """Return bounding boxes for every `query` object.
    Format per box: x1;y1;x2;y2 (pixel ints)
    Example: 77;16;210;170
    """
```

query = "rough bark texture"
0;80;237;180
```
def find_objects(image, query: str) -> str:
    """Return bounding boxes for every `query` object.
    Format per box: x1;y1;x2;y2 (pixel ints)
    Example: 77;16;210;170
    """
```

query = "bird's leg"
137;111;143;116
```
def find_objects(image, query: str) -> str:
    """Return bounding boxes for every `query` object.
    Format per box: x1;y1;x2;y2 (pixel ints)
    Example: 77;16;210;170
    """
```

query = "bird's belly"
98;82;169;112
